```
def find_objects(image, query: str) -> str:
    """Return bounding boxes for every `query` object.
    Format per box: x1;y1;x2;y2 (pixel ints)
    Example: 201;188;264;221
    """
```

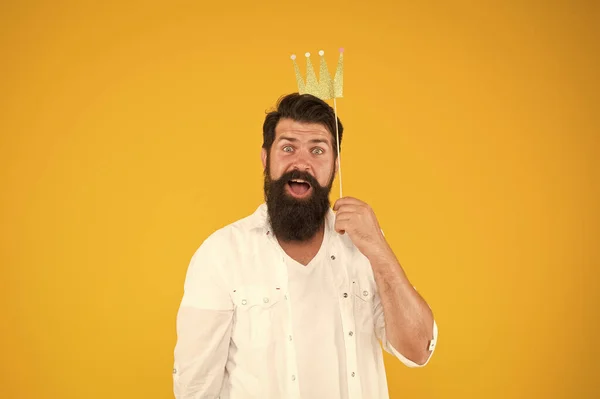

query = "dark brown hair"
262;93;344;158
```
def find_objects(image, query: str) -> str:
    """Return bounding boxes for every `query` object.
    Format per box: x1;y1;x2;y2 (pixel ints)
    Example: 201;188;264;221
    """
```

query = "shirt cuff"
385;319;438;368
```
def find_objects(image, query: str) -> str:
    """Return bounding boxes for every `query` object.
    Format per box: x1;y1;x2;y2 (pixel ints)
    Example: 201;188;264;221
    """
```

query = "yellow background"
1;1;598;398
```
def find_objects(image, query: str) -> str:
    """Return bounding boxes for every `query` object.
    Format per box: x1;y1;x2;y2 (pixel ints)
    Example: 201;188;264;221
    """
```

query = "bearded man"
173;93;438;399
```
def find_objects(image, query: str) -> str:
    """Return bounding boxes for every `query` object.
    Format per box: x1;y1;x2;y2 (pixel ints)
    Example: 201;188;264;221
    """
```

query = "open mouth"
287;179;312;198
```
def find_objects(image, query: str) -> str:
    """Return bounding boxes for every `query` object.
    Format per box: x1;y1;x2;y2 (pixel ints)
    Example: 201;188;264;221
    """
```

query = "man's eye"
283;146;294;152
312;147;324;155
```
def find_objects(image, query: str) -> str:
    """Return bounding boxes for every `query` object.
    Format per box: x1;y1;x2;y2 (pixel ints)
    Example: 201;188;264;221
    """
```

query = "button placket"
325;243;364;398
346;273;364;398
267;236;301;399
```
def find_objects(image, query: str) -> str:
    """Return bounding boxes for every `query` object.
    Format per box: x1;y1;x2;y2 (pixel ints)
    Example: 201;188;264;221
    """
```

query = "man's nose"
291;150;311;172
292;163;310;172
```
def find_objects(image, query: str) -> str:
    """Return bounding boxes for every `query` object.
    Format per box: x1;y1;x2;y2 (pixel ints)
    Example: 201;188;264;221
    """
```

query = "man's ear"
261;147;267;169
330;157;339;184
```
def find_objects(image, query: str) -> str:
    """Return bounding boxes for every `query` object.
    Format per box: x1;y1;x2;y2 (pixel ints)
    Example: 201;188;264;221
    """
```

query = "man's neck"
277;224;325;266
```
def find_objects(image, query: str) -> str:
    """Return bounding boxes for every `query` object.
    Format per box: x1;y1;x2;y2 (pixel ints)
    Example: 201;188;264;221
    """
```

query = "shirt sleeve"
373;288;439;368
173;233;234;398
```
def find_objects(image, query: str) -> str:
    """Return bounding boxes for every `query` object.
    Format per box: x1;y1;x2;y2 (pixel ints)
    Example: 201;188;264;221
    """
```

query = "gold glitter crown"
290;49;344;100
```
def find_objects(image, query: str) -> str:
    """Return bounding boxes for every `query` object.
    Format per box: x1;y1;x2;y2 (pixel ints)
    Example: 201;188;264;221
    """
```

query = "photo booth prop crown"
290;49;344;101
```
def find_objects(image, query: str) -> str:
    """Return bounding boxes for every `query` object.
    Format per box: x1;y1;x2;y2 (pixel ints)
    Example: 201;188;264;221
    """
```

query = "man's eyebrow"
277;135;332;146
277;135;298;143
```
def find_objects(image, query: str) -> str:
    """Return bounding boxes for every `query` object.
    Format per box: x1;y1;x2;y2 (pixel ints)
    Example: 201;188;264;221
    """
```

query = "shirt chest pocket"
231;285;286;348
353;279;376;334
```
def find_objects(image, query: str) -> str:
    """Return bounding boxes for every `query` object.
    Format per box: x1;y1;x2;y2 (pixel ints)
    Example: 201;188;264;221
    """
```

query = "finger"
334;211;359;227
334;213;353;223
334;218;350;234
345;197;366;206
333;196;365;211
333;204;363;215
333;199;343;211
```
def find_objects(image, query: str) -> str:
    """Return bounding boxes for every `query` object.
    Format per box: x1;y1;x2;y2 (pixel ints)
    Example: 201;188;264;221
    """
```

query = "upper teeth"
292;179;306;183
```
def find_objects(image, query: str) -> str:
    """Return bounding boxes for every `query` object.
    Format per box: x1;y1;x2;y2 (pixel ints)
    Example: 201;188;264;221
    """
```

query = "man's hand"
334;197;436;366
333;197;390;260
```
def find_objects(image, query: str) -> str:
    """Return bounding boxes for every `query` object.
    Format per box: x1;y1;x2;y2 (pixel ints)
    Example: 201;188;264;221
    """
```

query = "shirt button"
241;299;247;305
331;255;336;260
263;297;269;303
349;331;353;336
363;290;369;297
284;295;288;300
343;293;348;298
289;335;293;341
351;372;356;377
291;375;296;381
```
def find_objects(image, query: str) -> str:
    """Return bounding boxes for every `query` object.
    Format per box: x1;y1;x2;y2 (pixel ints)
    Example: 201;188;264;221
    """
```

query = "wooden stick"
333;97;342;198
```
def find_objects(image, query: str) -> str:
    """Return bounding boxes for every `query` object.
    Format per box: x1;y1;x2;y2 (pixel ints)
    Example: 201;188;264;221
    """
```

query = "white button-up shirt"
173;204;438;399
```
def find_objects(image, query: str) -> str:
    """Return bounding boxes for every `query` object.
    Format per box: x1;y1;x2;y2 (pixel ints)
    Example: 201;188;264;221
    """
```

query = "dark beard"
264;163;333;242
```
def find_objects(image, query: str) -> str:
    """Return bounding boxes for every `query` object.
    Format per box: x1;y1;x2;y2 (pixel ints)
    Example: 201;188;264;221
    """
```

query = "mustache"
275;170;321;188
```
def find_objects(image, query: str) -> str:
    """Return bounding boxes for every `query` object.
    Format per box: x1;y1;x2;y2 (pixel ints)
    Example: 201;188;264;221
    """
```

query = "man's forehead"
275;118;331;139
